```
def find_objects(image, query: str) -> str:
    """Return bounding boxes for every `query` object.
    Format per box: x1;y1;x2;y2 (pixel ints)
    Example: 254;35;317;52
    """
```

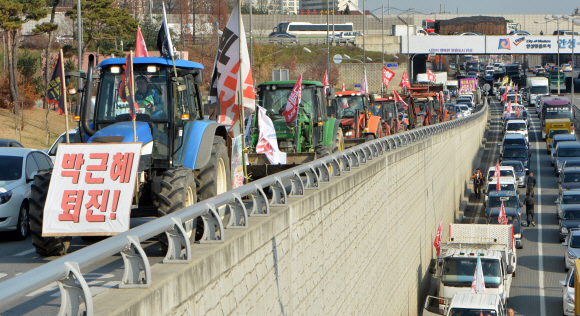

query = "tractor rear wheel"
156;166;197;250
193;137;231;241
29;170;71;256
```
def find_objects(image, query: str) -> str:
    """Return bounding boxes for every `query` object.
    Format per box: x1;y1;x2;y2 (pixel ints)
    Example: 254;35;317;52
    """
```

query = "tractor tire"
29;170;71;256
156;166;197;251
332;129;344;153
193;137;231;241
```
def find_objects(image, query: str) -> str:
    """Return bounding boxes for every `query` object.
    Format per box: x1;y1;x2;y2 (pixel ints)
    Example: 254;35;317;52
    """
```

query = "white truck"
415;72;447;85
526;77;550;107
423;293;505;316
392;24;426;36
428;224;516;304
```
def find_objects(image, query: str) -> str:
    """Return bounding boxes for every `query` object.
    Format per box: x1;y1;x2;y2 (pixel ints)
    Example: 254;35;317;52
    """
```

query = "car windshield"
570;272;576;288
570;236;580;248
563;173;580;182
489;212;520;226
530;86;549;94
564;161;580;168
563;210;580;220
96;66;170;122
503;138;526;147
563;195;580;204
0;155;23;181
503;147;527;159
487;196;518;208
507;123;526;131
441;258;501;287
261;86;316;117
488;170;515;178
49;133;76;156
449;309;497;316
545;106;572;120
559;147;580;157
501;162;523;172
332;95;365;118
487;183;516;192
506;95;521;102
459;105;469;111
550;130;570;138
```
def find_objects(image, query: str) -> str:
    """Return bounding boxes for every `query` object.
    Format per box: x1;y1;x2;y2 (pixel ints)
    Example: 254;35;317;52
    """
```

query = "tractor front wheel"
30;170;71;256
333;129;344;153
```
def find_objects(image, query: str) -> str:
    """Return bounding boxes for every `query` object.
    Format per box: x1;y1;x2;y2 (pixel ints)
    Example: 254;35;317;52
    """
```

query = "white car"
563;64;573;72
45;129;78;163
0;148;53;239
505;119;528;142
486;165;517;184
560;267;575;316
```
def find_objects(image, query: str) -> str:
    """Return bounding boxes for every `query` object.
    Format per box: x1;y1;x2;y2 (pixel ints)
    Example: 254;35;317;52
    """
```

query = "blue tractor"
29;55;231;256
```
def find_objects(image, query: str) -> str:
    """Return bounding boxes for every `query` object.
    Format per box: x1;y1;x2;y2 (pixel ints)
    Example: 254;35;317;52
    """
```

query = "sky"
365;0;580;15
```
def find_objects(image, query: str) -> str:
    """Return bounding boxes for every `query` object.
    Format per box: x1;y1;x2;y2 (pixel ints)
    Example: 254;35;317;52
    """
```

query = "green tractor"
246;80;343;179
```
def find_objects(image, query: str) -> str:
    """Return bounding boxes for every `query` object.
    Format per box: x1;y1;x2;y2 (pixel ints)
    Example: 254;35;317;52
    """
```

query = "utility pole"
381;4;384;96
250;0;253;71
77;0;83;113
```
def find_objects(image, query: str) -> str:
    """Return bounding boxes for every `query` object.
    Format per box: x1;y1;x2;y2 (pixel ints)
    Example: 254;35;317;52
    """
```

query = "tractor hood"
87;121;154;146
272;117;295;139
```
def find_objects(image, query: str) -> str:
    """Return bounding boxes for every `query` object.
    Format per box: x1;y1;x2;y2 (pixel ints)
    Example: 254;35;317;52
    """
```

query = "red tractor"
330;90;383;148
373;96;404;136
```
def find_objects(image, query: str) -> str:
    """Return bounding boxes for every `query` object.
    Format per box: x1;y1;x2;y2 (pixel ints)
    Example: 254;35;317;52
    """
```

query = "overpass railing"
0;100;488;316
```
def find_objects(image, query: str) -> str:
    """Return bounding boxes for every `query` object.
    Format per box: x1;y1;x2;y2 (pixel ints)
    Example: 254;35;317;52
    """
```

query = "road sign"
386;62;398;68
482;83;491;92
333;54;343;64
354;83;361;88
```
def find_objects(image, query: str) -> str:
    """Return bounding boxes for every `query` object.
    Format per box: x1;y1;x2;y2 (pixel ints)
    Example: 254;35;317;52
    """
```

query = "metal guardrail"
0;100;488;315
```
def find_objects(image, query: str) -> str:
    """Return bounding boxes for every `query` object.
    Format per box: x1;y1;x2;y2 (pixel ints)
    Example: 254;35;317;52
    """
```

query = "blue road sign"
386;62;398;68
354;83;361;88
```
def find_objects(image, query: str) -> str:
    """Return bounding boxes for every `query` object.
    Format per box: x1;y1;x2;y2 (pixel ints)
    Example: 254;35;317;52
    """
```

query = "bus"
549;71;566;91
422;19;435;33
273;22;354;36
541;97;572;139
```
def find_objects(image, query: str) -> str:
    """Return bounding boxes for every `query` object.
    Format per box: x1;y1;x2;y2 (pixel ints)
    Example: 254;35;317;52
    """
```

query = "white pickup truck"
424;293;505;316
428;224;516;305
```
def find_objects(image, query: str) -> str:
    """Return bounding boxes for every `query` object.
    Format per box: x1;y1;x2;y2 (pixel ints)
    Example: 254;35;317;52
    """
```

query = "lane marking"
532;112;546;316
13;249;35;256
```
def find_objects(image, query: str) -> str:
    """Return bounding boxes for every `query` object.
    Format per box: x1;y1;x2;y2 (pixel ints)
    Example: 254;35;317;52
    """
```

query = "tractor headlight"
279;141;293;149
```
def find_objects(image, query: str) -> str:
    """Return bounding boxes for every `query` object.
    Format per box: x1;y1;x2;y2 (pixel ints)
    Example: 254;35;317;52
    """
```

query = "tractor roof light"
147;65;157;73
110;66;121;74
271;85;277;90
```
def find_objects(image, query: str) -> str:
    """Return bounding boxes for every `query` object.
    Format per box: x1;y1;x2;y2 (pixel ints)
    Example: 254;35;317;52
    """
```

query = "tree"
343;4;350;15
190;0;206;41
0;0;48;108
140;14;159;50
210;0;230;29
66;0;139;64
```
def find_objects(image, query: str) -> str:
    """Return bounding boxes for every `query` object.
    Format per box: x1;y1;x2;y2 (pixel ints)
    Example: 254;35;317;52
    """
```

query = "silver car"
560;267;576;316
557;190;580;219
563;229;580;270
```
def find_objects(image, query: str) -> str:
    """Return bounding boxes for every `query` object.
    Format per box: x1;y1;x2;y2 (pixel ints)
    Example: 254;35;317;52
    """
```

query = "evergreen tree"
343;4;350;15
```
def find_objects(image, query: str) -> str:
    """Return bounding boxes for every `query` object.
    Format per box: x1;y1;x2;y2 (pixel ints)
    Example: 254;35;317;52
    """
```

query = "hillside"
0;107;68;149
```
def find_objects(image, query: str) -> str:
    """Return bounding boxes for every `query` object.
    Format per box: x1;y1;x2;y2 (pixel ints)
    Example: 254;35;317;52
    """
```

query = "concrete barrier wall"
93;108;487;316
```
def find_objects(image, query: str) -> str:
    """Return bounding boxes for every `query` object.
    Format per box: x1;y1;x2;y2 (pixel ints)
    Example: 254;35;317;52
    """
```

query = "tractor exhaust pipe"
82;54;96;137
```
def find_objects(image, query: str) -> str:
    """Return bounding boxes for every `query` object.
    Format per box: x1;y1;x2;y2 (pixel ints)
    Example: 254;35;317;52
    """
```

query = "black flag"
46;54;65;115
157;3;175;58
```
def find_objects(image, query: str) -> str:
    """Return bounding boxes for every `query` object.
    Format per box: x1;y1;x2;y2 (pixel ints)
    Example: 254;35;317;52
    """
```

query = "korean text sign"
42;143;141;236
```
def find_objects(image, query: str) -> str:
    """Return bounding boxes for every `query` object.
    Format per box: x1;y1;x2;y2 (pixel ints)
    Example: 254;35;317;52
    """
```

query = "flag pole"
237;0;248;184
130;51;137;142
60;49;70;144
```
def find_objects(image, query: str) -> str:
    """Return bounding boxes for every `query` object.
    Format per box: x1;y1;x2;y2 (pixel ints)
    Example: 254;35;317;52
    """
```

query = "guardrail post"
289;171;305;197
57;262;93;316
304;165;320;188
197;204;225;243
269;177;287;206
248;185;269;216
163;217;192;263
225;193;248;229
119;236;152;288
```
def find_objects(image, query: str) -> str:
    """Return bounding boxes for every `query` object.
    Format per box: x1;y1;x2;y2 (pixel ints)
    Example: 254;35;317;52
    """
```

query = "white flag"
208;4;255;129
360;69;369;95
256;106;286;164
471;256;486;293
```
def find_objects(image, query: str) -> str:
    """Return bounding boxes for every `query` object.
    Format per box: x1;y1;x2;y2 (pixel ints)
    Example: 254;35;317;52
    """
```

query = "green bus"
549;71;566;91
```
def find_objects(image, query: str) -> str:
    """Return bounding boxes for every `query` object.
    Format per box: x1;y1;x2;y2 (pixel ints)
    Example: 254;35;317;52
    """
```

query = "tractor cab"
374;97;401;136
331;91;382;147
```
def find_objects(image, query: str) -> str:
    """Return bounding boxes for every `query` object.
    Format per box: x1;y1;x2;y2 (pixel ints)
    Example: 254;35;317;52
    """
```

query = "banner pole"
237;1;248;184
130;51;137;142
60;49;70;144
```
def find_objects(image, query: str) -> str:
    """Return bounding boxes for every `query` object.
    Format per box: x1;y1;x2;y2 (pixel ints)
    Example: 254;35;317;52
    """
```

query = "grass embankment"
269;44;396;64
0;108;67;149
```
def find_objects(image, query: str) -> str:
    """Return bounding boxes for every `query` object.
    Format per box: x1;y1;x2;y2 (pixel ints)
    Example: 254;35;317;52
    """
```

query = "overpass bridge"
0;102;488;315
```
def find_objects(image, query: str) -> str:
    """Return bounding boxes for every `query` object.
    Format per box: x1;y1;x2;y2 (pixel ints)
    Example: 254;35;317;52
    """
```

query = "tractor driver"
135;75;165;118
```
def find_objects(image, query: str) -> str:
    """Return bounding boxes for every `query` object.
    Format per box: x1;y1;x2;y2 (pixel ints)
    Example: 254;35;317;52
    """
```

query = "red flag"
515;106;521;117
322;70;329;93
120;53;139;119
283;74;302;123
499;201;507;224
427;69;436;82
399;70;410;88
433;219;443;256
135;28;149;57
507;101;512;114
494;160;500;178
394;90;408;110
341;82;345;91
501;87;508;102
496;176;500;191
382;66;396;88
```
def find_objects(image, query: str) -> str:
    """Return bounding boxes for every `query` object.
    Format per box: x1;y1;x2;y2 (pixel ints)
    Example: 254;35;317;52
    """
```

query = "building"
299;0;359;14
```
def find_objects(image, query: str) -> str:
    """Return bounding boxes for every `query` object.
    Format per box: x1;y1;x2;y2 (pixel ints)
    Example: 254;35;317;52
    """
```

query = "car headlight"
562;227;569;234
0;189;11;205
568;251;576;259
514;233;521;239
345;130;353;137
524;160;528;166
566;292;575;304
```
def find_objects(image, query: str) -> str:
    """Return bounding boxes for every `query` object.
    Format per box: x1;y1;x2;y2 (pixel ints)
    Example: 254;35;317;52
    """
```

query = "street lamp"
341;55;363;63
303;47;329;54
564;16;580;105
534;20;548;35
548;15;565;93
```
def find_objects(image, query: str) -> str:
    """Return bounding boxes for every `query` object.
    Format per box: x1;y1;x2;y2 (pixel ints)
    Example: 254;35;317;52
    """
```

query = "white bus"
273;22;354;36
